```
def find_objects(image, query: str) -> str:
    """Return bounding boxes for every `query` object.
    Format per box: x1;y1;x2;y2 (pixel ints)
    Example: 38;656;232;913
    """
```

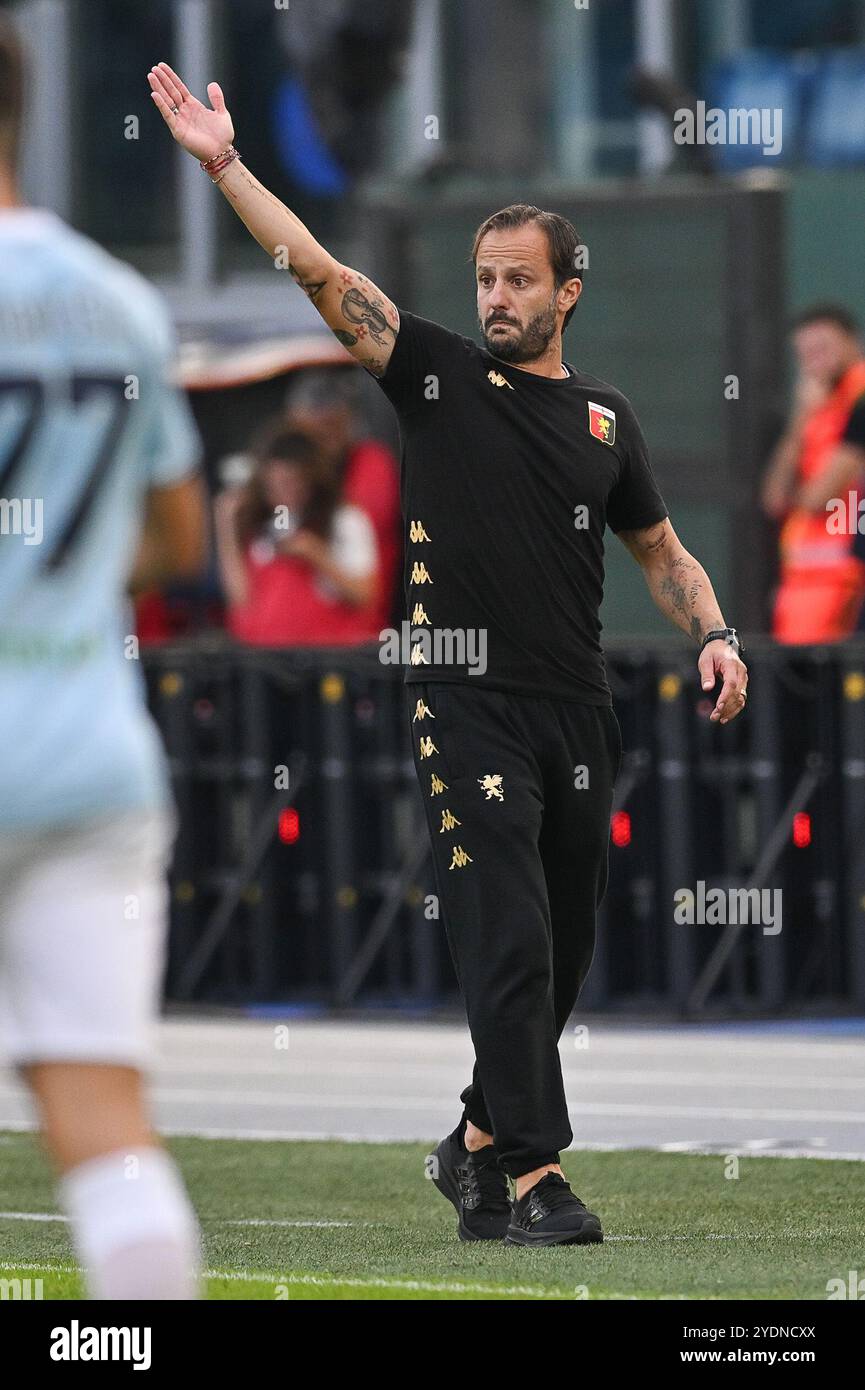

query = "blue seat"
271;75;348;196
706;50;816;170
804;50;865;167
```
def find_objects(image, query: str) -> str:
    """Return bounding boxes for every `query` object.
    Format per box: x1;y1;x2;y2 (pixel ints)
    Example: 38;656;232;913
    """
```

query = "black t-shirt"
371;310;668;704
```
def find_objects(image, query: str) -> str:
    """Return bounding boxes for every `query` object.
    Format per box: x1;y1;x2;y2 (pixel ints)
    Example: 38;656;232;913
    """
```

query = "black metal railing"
143;638;865;1017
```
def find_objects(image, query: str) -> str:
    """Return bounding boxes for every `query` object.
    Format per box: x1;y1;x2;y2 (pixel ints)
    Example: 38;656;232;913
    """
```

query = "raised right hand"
147;62;234;162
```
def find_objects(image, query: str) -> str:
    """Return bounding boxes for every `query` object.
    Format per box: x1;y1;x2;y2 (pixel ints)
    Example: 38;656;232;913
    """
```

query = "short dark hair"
471;204;586;331
791;303;860;337
0;17;24;170
253;426;321;470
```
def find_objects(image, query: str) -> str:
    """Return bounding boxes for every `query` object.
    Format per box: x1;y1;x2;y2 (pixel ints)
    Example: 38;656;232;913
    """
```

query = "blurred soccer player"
0;24;205;1297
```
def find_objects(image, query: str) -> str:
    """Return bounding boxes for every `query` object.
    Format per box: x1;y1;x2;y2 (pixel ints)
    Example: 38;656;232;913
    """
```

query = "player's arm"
128;474;208;595
147;63;399;379
618;516;748;723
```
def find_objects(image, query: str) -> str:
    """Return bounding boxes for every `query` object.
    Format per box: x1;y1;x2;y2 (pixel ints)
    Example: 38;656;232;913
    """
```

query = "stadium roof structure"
175;331;354;392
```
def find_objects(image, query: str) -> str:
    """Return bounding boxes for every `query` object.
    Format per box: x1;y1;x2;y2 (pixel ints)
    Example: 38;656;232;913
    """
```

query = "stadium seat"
804;50;865;167
272;75;349;196
706;50;817;170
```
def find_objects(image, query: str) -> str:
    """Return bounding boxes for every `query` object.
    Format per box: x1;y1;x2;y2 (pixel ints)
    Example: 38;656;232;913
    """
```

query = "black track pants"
407;680;622;1179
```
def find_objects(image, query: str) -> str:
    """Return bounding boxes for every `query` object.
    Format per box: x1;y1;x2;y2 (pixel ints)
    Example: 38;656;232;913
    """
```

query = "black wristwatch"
700;626;744;658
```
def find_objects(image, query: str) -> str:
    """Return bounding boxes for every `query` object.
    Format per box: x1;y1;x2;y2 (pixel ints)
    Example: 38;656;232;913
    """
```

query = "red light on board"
611;810;631;847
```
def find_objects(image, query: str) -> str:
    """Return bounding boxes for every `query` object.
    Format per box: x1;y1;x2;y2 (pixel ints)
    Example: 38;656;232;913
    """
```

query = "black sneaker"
430;1129;511;1241
505;1173;604;1247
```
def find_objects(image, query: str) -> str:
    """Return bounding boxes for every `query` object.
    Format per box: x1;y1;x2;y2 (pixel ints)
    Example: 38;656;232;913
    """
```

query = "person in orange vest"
762;305;865;643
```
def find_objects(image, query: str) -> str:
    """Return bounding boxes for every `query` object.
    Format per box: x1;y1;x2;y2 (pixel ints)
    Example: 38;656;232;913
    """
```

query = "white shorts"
0;808;176;1069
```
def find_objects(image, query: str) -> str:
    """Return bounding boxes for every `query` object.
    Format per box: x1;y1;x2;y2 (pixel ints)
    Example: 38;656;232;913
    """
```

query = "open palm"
147;62;234;162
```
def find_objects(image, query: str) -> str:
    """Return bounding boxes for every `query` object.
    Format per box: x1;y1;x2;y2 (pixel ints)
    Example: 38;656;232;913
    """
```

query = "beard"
481;296;559;364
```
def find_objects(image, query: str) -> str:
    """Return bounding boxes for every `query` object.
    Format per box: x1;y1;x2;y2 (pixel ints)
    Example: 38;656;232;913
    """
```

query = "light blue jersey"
0;209;201;828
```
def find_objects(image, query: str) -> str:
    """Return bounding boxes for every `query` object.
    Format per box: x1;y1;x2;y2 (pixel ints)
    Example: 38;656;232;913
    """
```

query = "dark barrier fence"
143;639;865;1018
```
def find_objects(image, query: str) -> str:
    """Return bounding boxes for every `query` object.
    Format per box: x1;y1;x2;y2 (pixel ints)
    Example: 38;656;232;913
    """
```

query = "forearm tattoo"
658;553;721;643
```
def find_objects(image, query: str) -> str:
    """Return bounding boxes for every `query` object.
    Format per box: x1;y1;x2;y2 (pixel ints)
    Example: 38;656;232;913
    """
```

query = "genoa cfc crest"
587;401;616;446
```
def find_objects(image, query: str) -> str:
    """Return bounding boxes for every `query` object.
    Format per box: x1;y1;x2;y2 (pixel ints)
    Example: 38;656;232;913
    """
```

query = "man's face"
793;321;858;387
475;223;580;364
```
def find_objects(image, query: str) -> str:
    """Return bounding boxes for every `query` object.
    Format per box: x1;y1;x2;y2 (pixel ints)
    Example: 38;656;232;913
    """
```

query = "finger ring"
171;104;180;114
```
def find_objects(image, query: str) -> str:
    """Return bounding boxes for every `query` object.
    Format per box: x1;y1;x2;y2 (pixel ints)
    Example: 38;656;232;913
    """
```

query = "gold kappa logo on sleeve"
418;736;439;758
410;562;433;584
439;808;461;832
413;699;434;721
411;602;431;625
487;369;514;390
430;773;448;795
409;520;431;542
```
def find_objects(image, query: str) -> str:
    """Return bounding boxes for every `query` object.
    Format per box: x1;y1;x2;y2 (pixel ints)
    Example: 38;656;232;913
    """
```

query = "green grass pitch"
1;1131;862;1300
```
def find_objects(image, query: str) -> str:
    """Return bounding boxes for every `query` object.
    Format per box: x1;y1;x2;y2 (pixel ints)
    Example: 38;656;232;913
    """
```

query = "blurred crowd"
136;366;400;649
135;300;865;652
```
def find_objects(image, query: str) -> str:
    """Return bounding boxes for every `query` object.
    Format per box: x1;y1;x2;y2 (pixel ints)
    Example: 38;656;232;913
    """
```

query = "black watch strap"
700;627;743;657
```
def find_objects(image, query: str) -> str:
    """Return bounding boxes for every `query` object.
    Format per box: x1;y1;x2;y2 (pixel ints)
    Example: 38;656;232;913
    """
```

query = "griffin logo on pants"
478;773;505;801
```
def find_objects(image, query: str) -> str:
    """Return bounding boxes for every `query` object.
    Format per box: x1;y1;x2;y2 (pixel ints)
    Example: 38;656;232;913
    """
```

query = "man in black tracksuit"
368;206;748;1247
155;69;750;1244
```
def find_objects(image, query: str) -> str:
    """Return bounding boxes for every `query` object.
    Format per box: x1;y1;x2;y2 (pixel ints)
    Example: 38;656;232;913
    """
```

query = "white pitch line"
0;1261;77;1274
248;1273;570;1295
0;1261;571;1299
0;1211;66;1223
0;1263;575;1299
0;1261;786;1301
222;1218;381;1228
0;1211;380;1229
0;1217;845;1244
